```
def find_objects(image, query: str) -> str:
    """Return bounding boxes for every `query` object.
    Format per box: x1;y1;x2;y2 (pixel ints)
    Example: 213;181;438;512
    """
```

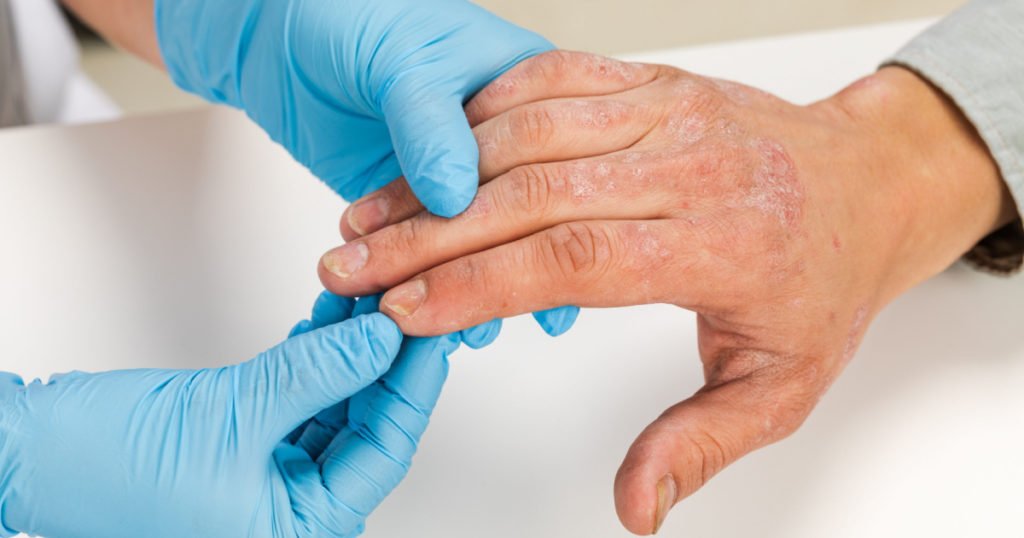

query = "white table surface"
2;18;1023;538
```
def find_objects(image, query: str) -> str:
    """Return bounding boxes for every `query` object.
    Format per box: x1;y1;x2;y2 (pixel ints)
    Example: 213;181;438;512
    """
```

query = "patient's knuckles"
465;53;556;112
564;99;640;131
532;50;643;87
503;99;641;149
507;104;558;149
570;52;649;86
376;215;429;260
541;222;619;283
655;69;783;117
656;71;728;119
468;52;653;125
501;165;562;217
525;50;577;86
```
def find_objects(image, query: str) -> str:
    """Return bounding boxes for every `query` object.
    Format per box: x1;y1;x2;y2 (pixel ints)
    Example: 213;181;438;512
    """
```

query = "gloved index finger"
317;334;457;517
309;291;356;328
289;291;357;338
238;313;402;445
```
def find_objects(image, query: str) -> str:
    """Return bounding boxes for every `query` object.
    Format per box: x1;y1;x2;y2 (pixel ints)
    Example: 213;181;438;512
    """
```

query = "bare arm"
60;0;162;67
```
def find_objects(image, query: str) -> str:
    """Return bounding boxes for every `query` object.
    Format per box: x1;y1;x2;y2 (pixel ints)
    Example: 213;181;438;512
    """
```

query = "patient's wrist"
827;66;1015;297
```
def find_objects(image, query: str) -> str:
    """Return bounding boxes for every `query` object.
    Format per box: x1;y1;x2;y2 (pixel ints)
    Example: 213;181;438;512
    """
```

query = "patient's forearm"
61;0;162;67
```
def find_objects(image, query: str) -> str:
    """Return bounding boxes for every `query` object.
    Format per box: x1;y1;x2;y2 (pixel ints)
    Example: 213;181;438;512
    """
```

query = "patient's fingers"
340;176;422;241
344;95;662;240
323;150;691;298
374;220;712;336
465;50;659;126
474;96;659;181
341;53;661;240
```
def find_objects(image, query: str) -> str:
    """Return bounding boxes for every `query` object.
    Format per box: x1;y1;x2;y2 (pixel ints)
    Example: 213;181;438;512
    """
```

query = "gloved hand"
286;292;454;465
156;0;546;216
155;0;577;337
0;297;459;538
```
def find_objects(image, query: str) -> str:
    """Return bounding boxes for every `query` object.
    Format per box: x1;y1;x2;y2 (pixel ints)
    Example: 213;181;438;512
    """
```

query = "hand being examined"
318;51;1016;534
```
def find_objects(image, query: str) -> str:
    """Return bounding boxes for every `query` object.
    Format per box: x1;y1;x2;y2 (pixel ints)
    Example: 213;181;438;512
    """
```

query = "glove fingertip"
352;294;383;317
439;332;464;358
410;169;478;219
310;291;357;327
533;306;581;337
400;333;461;363
461;319;503;349
288;319;314;338
356;313;404;361
387;93;480;219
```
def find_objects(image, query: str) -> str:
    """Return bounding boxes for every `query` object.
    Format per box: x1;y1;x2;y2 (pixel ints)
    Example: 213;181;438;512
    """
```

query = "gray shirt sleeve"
887;0;1024;274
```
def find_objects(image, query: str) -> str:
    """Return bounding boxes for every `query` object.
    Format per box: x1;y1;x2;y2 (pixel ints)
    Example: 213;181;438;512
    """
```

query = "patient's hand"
318;51;1015;534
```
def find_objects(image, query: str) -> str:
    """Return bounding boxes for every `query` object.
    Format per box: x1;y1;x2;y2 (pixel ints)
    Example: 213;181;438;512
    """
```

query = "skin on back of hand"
317;51;1014;534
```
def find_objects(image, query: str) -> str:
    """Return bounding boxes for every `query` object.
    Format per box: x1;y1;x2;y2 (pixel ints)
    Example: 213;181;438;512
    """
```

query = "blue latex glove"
287;293;464;463
156;0;550;218
0;302;458;537
290;292;503;349
533;306;580;337
155;0;579;337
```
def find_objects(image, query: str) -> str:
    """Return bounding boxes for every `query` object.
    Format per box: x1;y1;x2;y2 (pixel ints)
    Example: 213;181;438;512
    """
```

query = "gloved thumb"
236;313;403;444
383;83;480;218
612;357;815;535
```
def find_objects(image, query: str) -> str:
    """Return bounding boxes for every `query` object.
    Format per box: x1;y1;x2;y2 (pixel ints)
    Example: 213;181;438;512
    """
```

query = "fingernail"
323;243;368;278
347;195;391;236
653;474;677;534
383;279;427;317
